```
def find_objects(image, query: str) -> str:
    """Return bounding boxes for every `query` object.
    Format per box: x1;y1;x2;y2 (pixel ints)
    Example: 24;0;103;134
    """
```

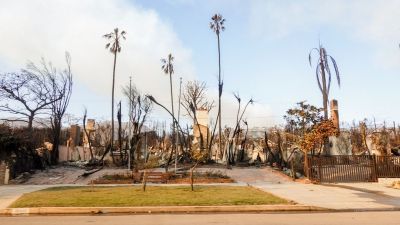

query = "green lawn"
10;186;289;208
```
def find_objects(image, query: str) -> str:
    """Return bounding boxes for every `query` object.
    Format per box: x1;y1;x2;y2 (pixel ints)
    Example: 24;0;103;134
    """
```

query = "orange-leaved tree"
300;120;338;178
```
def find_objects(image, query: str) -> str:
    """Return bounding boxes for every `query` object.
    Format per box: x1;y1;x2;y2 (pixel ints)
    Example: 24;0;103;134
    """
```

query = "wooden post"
142;170;147;192
371;154;378;182
318;156;322;183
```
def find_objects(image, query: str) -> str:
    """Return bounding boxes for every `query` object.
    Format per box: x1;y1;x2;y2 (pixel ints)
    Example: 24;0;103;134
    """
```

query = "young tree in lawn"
210;13;225;162
103;28;126;155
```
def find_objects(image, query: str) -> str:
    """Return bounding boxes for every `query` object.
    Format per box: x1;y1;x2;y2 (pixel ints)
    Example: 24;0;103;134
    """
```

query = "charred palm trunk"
110;52;117;164
217;33;223;168
166;71;176;172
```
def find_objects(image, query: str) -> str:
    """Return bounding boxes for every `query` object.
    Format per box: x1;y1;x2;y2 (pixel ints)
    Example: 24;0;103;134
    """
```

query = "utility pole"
175;77;183;173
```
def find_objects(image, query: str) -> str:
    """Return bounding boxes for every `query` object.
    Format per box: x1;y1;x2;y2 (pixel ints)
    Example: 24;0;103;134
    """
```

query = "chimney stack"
330;99;339;131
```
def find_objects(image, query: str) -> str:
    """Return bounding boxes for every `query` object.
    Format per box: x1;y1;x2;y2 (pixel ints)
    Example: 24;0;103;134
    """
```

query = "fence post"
305;153;310;179
372;154;378;182
317;156;322;183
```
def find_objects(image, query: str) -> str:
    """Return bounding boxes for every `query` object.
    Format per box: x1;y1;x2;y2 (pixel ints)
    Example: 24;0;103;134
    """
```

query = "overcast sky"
0;0;399;128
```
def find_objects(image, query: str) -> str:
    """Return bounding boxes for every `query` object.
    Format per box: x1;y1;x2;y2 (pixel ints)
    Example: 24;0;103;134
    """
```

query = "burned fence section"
308;155;400;183
375;156;400;178
307;155;379;183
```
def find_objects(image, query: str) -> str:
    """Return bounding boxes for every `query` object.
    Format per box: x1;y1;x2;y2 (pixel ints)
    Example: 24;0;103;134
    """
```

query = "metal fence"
307;155;400;183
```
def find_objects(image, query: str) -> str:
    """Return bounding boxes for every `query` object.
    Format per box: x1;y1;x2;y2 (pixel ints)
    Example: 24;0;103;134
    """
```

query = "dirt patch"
168;177;234;184
91;170;234;184
11;165;128;185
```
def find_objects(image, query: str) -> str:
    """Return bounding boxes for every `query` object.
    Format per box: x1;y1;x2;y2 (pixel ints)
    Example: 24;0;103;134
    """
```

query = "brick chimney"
330;99;339;131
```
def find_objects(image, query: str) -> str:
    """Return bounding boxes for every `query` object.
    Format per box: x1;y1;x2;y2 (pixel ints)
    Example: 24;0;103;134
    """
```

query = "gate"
307;155;377;183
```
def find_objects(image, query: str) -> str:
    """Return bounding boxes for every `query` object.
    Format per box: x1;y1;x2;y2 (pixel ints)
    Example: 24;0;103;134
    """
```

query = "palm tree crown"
309;45;340;95
104;28;126;53
161;54;174;75
210;14;225;35
309;44;340;120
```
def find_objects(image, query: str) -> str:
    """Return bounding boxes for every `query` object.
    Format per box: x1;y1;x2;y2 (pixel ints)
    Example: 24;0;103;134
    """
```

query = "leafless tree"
181;80;214;119
83;108;94;160
226;93;253;166
123;84;152;171
0;56;68;133
49;53;73;163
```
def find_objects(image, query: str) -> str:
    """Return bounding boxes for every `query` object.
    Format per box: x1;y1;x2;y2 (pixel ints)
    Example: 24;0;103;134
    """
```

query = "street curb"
0;205;328;215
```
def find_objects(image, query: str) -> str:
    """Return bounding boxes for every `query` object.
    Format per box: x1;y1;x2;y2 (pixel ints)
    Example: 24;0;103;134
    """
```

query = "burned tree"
146;95;189;171
225;93;253;166
123;84;152;171
181;80;214;119
0;54;72;155
83;108;94;161
161;54;177;172
181;80;214;158
308;44;340;120
210;13;226;162
103;28;126;155
49;53;73;163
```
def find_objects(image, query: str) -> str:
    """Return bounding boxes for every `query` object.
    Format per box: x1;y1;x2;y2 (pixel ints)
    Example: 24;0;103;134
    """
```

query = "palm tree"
161;53;175;171
210;13;225;163
103;28;126;151
309;44;340;120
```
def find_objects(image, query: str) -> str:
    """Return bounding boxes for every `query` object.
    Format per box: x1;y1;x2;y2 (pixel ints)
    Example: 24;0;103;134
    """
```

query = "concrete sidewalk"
222;167;400;211
0;185;52;209
252;182;400;211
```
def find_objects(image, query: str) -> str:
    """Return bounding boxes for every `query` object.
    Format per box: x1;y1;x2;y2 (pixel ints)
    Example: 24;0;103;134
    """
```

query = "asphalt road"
1;212;400;225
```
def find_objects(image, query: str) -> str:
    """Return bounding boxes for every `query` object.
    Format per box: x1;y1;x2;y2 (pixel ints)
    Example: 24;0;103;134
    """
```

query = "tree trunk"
217;33;223;168
190;168;194;191
51;118;61;165
28;113;34;132
167;71;176;172
320;62;329;154
111;52;117;158
320;62;328;120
